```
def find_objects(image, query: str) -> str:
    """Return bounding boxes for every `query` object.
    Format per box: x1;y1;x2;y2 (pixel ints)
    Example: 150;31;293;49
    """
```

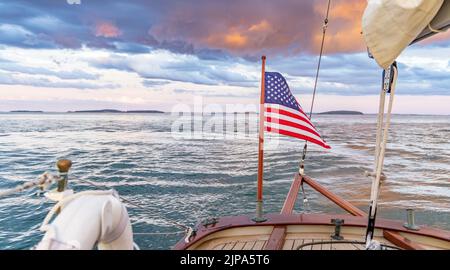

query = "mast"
254;55;267;222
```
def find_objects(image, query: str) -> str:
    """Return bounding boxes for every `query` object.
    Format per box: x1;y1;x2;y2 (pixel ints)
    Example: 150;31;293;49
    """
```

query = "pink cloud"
95;21;121;38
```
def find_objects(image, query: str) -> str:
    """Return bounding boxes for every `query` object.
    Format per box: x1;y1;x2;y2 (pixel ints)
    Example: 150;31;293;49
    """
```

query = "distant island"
127;110;165;113
68;109;164;113
318;110;363;115
10;110;44;113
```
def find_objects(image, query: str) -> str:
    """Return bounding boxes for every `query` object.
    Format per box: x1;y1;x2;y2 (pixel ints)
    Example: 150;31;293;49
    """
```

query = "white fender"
36;190;134;250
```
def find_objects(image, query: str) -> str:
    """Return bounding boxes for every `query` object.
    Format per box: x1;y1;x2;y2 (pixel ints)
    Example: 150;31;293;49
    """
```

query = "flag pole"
254;55;267;223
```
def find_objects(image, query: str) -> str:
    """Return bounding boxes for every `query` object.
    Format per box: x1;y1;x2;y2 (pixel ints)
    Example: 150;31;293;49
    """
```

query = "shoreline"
1;111;449;116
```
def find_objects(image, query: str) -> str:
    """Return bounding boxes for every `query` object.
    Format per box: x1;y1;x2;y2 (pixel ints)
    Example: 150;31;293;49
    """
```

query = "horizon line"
1;110;449;116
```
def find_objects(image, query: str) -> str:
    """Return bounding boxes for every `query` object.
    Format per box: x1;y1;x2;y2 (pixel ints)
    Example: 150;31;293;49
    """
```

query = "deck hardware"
252;201;267;223
184;228;197;243
56;159;72;192
403;209;420;231
331;219;344;240
201;217;219;228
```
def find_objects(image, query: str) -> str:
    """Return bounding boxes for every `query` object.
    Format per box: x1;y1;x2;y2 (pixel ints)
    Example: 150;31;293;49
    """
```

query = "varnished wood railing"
279;173;365;216
265;174;423;250
280;173;303;214
301;175;366;217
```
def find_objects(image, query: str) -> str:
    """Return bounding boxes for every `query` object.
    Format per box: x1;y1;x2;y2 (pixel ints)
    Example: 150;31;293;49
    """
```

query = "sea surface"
0;112;449;249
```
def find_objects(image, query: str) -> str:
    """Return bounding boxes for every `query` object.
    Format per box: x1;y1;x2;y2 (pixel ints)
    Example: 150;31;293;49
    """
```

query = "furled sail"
413;0;450;43
362;0;449;69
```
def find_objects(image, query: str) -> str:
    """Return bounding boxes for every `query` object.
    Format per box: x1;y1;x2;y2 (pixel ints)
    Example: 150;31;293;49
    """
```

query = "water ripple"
0;113;449;249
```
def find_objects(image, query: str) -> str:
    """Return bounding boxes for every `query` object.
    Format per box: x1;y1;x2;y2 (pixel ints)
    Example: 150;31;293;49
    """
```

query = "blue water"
0;113;449;249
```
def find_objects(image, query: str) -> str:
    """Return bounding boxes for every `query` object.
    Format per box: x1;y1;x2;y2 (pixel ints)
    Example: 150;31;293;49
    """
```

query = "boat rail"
266;173;427;250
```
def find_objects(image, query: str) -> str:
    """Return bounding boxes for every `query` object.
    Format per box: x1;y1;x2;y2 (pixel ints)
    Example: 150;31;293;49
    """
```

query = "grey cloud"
91;53;259;87
142;79;171;88
0;62;99;80
0;72;118;89
0;24;57;48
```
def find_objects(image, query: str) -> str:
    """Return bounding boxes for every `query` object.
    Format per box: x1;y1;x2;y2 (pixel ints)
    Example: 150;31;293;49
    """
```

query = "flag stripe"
264;116;321;138
265;126;331;149
265;104;315;128
265;110;315;132
264;103;310;120
264;121;328;146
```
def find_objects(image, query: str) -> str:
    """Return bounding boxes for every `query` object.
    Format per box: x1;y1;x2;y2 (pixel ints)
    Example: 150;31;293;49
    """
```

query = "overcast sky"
0;0;449;114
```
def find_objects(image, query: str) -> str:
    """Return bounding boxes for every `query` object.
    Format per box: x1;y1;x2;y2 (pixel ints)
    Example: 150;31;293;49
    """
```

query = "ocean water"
0;112;448;249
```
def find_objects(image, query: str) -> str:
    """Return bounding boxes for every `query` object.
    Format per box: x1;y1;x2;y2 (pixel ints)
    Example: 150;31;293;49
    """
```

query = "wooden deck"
208;238;398;250
178;219;450;250
187;224;408;250
213;240;267;250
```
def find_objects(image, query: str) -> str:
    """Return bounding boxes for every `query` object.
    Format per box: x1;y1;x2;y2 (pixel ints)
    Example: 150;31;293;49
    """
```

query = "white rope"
366;65;391;181
370;65;397;217
373;66;397;202
368;67;388;206
365;64;398;248
0;172;58;198
374;75;387;171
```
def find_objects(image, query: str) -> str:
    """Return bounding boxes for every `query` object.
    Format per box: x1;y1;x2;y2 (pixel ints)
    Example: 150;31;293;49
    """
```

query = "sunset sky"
0;0;449;114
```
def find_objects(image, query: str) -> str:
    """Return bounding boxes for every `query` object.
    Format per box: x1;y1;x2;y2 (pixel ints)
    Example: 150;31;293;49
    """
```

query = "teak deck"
174;215;450;250
211;239;394;250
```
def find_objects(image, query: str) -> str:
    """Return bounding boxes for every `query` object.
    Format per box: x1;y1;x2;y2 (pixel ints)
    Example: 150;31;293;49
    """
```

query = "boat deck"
176;215;450;250
174;175;450;251
195;227;401;250
211;238;398;250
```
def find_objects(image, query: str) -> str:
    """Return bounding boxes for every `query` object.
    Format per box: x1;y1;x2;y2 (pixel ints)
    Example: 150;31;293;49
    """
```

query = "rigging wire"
308;0;331;120
299;0;332;177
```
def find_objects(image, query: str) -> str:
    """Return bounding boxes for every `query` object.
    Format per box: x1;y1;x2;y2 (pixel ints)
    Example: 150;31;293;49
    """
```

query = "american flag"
264;72;331;149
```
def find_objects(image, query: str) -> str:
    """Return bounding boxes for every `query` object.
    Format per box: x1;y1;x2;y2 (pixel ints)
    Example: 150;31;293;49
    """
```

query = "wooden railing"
281;173;365;216
265;173;424;250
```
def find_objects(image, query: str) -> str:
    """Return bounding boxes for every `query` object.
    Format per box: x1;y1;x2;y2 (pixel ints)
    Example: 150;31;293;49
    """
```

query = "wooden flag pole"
254;55;267;223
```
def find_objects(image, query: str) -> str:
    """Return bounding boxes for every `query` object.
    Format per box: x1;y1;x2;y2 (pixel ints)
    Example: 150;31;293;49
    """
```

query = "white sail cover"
362;0;448;69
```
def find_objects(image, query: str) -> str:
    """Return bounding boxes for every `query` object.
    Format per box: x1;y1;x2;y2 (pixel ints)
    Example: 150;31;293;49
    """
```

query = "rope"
365;63;398;247
298;0;331;176
364;65;392;181
372;65;397;210
0;172;58;198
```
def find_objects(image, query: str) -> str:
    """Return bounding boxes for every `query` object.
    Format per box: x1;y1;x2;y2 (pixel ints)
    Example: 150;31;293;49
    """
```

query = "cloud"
0;0;448;113
0;23;56;48
90;49;259;87
0;0;448;59
142;79;171;88
94;21;121;38
0;43;448;98
0;71;118;89
0;61;99;80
